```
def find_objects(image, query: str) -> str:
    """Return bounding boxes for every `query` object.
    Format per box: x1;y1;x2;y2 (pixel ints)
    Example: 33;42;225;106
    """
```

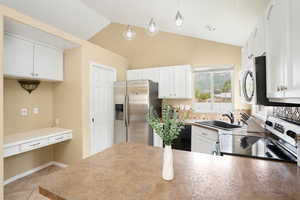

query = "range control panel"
274;123;285;134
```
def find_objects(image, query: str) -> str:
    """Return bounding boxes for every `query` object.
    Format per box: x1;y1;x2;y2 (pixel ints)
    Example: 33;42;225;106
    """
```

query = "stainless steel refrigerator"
114;80;161;145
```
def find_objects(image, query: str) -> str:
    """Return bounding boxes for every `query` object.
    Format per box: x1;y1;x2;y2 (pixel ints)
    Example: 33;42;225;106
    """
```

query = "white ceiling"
0;0;269;46
0;0;110;40
82;0;269;46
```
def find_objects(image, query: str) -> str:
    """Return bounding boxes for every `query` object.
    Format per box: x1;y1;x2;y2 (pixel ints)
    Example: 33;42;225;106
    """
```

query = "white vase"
162;145;174;181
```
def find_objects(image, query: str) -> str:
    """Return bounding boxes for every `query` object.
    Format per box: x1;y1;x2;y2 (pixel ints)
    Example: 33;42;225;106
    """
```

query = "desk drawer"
4;145;20;157
20;139;48;152
49;133;71;144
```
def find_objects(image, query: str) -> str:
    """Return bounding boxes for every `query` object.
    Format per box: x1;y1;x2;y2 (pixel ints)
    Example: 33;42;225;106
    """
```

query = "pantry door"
90;63;116;155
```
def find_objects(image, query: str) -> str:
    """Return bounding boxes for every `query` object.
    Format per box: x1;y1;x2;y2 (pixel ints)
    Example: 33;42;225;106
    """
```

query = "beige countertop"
4;127;72;146
39;143;299;200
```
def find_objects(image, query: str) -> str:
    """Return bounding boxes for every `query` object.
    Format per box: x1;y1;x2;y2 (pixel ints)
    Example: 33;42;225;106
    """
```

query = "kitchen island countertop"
40;143;299;200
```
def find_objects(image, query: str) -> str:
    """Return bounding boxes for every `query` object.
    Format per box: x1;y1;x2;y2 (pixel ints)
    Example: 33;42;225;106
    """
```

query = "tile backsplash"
273;107;300;122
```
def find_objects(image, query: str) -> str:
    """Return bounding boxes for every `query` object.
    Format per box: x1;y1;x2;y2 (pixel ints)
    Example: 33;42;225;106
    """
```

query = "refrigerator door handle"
125;95;129;127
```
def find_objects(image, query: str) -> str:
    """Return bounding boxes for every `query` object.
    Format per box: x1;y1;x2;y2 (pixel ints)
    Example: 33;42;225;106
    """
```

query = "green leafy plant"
147;104;185;146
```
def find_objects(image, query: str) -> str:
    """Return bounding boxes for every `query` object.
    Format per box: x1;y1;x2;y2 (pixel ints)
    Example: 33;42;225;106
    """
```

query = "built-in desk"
4;127;72;158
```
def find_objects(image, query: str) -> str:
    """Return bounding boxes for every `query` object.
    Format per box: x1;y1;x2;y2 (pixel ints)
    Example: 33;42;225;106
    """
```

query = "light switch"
21;108;28;116
33;107;39;114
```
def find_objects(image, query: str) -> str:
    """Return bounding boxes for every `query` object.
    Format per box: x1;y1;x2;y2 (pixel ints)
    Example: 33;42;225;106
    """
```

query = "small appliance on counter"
219;116;298;164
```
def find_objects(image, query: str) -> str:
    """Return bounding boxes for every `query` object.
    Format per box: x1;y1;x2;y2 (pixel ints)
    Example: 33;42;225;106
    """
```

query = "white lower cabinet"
191;126;219;155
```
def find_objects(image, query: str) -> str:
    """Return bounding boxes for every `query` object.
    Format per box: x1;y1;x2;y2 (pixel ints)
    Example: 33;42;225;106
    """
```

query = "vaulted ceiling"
0;0;269;46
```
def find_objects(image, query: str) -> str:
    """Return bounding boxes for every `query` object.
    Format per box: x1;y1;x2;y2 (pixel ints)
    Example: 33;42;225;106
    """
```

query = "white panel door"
4;34;34;78
91;64;116;155
34;44;63;80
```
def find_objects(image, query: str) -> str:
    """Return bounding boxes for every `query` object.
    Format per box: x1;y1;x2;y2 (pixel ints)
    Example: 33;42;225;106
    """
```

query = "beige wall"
0;4;128;190
3;79;54;179
53;48;83;164
0;14;3;200
4;79;54;134
90;23;248;110
4;146;53;180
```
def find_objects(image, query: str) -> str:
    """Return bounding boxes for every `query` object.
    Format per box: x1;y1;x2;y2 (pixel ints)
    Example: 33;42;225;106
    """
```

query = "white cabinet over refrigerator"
127;65;192;99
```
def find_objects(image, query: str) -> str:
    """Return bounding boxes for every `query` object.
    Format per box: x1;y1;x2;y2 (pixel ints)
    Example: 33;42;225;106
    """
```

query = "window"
193;68;233;113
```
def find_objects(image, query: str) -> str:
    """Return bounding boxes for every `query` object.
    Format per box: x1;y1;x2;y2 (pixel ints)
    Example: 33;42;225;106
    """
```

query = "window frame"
193;66;235;113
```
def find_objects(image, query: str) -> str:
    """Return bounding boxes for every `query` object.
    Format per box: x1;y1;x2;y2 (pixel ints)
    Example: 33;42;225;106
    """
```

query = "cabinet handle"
276;86;280;92
266;4;274;20
29;142;41;147
247;54;254;59
55;137;64;141
30;72;35;76
35;73;39;76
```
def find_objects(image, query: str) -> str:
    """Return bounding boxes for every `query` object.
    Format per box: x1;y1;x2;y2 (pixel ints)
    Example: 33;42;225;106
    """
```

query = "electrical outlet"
55;118;60;127
20;108;28;116
33;107;39;114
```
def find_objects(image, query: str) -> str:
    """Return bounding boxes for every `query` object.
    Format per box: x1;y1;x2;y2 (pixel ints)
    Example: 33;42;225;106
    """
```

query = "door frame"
89;61;117;155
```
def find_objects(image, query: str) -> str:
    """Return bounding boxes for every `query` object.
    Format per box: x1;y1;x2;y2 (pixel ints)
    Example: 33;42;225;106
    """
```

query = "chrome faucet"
222;112;234;124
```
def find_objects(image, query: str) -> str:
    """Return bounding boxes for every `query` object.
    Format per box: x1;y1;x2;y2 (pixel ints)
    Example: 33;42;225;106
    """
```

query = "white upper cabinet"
4;33;64;81
127;65;192;99
4;34;34;78
253;17;266;57
265;0;290;99
285;0;300;99
127;70;141;81
159;68;174;98
127;69;159;83
34;44;63;81
241;15;266;70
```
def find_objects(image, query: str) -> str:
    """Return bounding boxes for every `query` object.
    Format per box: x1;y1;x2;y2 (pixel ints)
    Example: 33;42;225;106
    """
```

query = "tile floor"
4;165;62;200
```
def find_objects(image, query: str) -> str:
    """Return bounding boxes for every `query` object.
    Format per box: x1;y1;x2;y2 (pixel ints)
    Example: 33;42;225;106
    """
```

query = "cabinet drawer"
192;126;218;141
20;139;48;152
4;145;20;157
49;133;72;144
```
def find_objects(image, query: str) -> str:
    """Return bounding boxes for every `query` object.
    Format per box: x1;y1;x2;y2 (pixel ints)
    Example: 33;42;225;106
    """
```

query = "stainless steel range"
219;116;298;163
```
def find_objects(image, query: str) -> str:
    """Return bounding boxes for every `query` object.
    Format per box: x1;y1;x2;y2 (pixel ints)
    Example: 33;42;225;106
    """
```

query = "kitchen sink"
195;120;242;130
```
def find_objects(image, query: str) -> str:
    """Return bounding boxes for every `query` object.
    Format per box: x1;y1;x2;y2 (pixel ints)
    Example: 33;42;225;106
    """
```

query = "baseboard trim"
52;161;68;168
4;161;68;185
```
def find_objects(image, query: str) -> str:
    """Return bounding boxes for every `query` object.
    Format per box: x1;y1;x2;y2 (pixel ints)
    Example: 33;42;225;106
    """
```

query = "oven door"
241;70;255;104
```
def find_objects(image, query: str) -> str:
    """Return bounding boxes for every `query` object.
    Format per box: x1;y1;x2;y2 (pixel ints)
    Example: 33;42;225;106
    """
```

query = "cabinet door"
4;34;34;78
265;0;289;98
241;47;247;70
254;17;266;57
247;33;255;61
34;44;63;81
285;0;300;98
140;69;159;82
191;126;218;154
174;68;187;98
159;68;174;98
173;67;192;99
127;70;141;80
